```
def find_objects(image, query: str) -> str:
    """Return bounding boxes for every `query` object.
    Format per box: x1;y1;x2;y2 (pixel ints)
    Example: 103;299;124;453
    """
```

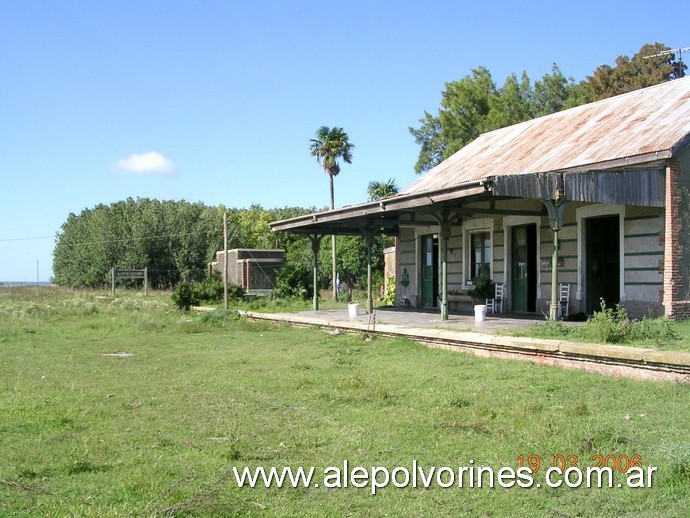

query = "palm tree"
310;126;354;301
367;178;399;201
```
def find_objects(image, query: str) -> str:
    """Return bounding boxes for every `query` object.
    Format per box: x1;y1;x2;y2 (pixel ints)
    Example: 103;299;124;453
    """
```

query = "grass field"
1;287;689;516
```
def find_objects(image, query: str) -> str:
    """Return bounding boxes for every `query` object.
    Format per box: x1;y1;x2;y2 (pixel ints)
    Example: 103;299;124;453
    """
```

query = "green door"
511;225;537;312
421;235;438;308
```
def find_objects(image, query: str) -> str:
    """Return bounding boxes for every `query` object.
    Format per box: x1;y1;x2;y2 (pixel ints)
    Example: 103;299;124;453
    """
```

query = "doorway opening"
511;224;537;312
420;234;438;308
585;215;620;313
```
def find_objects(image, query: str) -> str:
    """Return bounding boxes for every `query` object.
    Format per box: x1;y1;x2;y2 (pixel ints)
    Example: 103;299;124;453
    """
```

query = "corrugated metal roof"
403;77;690;195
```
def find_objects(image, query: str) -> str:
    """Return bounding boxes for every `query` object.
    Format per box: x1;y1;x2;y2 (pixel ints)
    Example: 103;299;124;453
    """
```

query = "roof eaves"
553;149;673;174
671;130;690;158
269;180;487;233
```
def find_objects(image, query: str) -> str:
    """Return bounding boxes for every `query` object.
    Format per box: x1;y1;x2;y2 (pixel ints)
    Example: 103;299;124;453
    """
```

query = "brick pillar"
663;160;682;317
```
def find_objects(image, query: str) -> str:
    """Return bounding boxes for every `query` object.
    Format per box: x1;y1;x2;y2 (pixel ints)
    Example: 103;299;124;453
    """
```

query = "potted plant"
468;275;495;302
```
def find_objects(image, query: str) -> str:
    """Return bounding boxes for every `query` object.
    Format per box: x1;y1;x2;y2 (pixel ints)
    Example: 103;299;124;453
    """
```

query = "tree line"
52;197;387;294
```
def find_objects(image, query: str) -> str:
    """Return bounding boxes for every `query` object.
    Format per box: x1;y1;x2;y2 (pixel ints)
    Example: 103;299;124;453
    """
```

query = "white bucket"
474;304;487;322
348;302;359;320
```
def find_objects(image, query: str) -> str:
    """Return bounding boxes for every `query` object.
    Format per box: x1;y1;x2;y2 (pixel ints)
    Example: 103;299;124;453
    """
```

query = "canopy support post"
308;234;324;311
541;186;567;321
433;209;456;321
362;229;375;314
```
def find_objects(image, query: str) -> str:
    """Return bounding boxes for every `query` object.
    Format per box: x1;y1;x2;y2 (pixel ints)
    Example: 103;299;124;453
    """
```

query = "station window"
470;231;491;281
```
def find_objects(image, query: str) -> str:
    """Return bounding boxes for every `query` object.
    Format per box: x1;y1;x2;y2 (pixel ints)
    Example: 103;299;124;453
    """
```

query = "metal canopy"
492;168;666;208
270;166;665;239
268;180;489;236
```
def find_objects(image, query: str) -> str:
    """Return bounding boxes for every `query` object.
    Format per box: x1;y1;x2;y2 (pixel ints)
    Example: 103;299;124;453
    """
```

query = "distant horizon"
0;281;54;286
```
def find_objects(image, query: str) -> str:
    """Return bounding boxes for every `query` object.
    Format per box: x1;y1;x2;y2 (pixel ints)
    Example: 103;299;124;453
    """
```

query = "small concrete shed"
210;249;285;295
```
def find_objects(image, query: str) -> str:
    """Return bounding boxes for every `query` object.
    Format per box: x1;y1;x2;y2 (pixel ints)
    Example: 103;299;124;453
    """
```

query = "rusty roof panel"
404;77;690;195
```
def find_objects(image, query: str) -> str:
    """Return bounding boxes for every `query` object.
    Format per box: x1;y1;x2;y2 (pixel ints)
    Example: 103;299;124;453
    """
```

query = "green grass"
227;287;378;314
231;294;351;314
503;316;690;351
1;287;689;516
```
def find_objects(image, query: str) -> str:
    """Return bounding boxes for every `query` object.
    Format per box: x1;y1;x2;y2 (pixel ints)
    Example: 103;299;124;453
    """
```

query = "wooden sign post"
111;267;148;295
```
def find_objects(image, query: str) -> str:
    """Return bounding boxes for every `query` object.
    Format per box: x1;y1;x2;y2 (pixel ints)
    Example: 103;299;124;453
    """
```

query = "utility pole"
223;213;229;310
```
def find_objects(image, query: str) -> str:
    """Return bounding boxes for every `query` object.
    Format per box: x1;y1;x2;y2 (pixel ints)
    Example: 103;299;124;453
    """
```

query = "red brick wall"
663;159;690;318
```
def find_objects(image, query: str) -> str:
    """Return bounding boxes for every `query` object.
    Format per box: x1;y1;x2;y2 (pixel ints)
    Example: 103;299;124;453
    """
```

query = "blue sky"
1;0;688;282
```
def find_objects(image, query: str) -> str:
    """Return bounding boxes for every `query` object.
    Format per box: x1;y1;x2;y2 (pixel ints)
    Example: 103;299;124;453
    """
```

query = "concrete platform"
240;307;690;384
289;306;550;332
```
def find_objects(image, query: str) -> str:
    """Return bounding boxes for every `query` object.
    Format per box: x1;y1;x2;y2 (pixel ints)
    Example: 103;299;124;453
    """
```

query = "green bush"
382;275;396;306
629;315;680;344
274;262;312;299
171;282;199;310
583;300;680;344
226;283;246;301
171;276;245;310
520;319;572;339
195;273;224;302
587;299;631;343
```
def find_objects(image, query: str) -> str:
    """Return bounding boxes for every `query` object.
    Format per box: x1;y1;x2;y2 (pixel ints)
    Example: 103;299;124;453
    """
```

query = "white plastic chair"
486;283;504;314
558;283;570;320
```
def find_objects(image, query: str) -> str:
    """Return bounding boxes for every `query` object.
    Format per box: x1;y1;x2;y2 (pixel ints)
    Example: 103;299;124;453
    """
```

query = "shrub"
582;300;680;345
226;283;246;301
171;282;199;311
630;315;680;344
520;319;573;339
274;262;312;299
195;273;224;302
382;275;396;306
172;276;245;310
586;299;631;343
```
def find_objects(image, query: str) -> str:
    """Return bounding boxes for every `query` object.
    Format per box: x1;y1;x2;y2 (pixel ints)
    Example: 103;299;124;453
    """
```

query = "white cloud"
114;151;176;175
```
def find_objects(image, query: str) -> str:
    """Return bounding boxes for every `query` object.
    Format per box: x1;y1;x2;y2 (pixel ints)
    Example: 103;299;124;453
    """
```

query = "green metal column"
550;227;560;321
433;209;453;321
366;233;373;314
360;228;375;314
440;228;449;321
331;235;337;302
309;235;322;311
542;185;567;321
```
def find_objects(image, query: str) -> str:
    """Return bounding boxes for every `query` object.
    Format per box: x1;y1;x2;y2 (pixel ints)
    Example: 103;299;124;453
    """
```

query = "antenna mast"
643;46;690;78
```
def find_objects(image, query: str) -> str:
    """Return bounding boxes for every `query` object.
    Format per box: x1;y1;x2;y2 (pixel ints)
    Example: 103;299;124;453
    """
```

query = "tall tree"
410;67;501;173
309;126;355;301
486;71;533;129
588;42;683;100
531;64;586;116
367;178;399;201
